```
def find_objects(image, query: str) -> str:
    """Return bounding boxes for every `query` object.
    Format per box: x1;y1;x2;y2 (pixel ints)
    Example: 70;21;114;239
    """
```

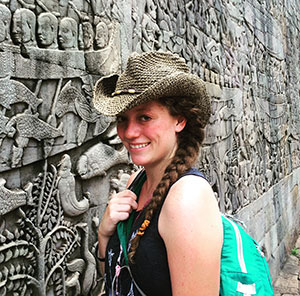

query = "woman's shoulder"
172;169;213;199
159;169;220;228
159;170;223;295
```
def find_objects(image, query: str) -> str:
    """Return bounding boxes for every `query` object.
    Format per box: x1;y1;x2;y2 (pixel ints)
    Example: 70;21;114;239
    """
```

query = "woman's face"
117;101;186;169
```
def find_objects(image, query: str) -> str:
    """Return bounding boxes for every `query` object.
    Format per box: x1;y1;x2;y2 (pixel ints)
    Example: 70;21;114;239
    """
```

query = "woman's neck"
144;160;169;188
136;162;169;211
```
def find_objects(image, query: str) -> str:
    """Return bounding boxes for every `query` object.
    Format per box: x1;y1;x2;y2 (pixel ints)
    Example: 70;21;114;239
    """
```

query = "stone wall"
0;0;299;294
236;167;300;280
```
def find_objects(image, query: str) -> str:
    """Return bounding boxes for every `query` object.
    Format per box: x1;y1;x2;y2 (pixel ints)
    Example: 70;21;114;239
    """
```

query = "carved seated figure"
0;4;11;44
37;12;58;49
58;17;78;50
95;21;109;50
12;8;36;46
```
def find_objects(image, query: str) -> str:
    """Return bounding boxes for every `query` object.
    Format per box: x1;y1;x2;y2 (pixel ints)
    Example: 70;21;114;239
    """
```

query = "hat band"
112;89;140;96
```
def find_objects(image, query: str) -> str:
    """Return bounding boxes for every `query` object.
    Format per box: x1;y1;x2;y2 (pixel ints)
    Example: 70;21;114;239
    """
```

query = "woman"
93;51;223;295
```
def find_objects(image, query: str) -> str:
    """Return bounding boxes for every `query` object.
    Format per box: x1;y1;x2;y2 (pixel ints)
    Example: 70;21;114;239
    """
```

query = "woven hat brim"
93;72;210;120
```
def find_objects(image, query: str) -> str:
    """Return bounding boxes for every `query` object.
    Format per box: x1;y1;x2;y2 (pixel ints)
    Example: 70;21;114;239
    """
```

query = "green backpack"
220;214;274;295
117;169;274;295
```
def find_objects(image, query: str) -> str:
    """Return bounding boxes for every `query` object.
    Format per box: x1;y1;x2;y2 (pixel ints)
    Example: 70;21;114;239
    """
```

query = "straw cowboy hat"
93;51;211;127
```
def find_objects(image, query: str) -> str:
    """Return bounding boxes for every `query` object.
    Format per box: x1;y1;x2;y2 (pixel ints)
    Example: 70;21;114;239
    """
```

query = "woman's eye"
140;115;151;121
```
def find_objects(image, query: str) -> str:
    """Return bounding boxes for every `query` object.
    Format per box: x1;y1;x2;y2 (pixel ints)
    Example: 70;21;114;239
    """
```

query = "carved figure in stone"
55;80;104;123
141;0;162;52
37;12;58;49
12;8;36;46
58;17;78;50
0;179;33;215
73;223;97;295
6;111;64;167
82;22;94;51
158;19;174;51
85;21;121;75
7;112;64;141
0;4;11;44
95;21;109;50
0;76;43;111
57;154;90;216
54;80;112;145
77;143;129;180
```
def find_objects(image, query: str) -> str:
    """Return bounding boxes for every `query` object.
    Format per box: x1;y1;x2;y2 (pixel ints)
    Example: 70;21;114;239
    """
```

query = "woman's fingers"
108;192;138;222
109;190;138;210
99;190;138;237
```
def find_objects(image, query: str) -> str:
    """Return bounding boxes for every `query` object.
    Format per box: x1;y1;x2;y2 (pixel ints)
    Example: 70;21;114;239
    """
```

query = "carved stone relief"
0;0;300;294
0;0;122;171
0;149;132;295
0;1;124;294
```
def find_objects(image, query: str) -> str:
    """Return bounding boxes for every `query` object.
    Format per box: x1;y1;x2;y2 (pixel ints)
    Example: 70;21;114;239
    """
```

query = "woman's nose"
124;120;140;139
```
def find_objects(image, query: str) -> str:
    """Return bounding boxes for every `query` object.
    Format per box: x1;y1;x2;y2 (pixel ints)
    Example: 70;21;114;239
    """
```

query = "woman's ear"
175;116;187;132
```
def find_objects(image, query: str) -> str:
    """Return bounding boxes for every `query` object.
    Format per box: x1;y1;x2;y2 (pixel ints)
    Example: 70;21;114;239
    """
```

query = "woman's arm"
97;172;139;275
159;175;223;296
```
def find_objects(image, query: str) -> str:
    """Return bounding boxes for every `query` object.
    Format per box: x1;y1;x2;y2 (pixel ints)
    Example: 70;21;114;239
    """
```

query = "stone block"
264;199;275;232
253;208;265;242
270;224;279;254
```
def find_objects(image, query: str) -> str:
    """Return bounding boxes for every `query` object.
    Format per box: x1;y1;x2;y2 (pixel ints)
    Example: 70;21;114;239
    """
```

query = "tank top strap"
179;168;208;181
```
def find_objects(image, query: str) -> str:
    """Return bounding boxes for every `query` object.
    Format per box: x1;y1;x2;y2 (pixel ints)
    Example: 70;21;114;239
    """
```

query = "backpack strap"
117;169;147;266
128;169;147;195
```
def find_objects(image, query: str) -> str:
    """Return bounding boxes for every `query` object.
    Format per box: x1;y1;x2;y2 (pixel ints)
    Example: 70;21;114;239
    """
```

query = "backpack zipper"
223;215;247;273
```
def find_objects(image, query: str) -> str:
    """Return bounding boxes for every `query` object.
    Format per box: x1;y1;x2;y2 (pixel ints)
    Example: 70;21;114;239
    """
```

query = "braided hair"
128;96;206;263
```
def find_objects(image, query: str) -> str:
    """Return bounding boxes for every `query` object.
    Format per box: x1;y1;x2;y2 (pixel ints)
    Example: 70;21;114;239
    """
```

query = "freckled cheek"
147;121;167;134
152;121;175;139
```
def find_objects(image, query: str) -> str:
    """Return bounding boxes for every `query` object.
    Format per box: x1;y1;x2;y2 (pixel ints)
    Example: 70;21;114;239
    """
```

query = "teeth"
130;143;148;149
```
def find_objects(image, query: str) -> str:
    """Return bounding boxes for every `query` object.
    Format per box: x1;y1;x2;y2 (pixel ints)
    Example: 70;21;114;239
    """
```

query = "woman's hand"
97;189;138;275
99;189;138;238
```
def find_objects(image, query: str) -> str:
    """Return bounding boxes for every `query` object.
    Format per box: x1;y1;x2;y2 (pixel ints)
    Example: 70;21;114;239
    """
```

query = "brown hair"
128;96;206;263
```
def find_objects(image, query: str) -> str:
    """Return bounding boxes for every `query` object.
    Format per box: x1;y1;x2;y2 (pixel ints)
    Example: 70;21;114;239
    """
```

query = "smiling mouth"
129;143;149;149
